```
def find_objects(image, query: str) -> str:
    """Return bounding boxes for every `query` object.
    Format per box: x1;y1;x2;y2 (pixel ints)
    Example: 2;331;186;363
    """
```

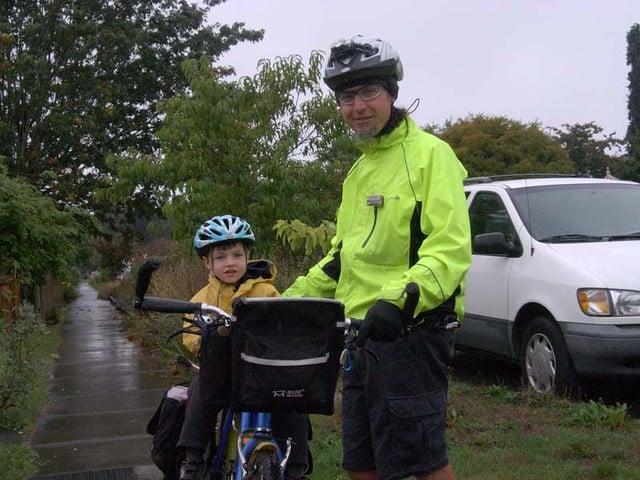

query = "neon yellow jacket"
182;260;279;354
284;117;471;320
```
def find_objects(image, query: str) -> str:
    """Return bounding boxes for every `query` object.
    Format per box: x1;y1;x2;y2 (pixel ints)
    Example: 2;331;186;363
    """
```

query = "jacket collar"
354;116;416;154
209;259;276;294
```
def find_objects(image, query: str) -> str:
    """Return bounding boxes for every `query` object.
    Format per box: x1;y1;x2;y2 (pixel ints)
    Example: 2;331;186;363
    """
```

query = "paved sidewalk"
29;282;169;480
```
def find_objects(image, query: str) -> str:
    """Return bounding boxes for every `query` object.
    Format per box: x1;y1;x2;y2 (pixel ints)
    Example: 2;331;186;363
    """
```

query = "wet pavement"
29;282;169;480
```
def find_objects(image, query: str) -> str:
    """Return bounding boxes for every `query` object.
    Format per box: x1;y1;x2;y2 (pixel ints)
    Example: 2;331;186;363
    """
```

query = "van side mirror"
473;232;522;257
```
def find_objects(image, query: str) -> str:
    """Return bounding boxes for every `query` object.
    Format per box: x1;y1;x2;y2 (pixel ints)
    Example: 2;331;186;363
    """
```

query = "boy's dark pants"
176;375;210;450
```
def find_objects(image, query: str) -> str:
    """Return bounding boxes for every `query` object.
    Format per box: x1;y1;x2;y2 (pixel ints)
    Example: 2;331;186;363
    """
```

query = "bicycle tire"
245;450;280;480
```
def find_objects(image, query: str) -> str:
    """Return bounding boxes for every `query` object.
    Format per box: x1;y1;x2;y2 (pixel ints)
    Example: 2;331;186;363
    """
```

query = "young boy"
177;214;310;480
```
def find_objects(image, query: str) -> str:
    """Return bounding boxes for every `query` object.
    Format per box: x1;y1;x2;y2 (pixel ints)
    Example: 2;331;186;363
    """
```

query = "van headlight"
578;289;640;316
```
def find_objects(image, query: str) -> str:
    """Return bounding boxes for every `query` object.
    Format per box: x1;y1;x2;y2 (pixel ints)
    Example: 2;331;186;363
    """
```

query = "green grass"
308;414;348;479
307;380;640;480
0;321;61;431
0;319;62;478
0;444;42;480
442;381;639;479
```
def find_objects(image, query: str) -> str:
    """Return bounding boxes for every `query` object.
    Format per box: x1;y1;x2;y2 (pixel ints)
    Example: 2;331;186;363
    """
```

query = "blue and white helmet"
323;35;404;92
194;214;255;257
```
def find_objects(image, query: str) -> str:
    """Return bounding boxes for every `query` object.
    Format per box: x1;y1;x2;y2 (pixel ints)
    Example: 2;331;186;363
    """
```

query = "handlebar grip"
137;296;201;314
403;282;419;322
134;256;162;307
345;318;363;329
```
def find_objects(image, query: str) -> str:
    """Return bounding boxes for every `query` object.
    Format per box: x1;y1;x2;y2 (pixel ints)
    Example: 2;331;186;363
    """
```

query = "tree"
274;218;336;258
439;114;573;176
283;135;358;226
107;53;349;253
0;163;82;285
624;23;640;180
550;122;624;177
0;0;263;210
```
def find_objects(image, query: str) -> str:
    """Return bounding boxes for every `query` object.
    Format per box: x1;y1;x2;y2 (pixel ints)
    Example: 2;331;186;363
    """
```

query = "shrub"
0;444;41;479
0;303;48;428
563;400;629;429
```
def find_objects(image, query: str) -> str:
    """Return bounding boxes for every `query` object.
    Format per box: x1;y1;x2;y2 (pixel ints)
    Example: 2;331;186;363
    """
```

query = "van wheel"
520;315;579;396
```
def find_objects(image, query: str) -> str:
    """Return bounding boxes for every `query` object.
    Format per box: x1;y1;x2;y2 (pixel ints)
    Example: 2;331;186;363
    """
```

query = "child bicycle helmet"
194;214;255;258
323;35;404;92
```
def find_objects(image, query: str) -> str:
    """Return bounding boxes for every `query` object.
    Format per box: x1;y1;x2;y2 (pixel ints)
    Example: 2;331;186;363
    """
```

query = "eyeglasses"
336;84;385;106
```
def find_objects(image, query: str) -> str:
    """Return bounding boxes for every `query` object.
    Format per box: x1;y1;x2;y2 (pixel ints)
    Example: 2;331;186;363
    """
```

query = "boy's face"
204;242;248;284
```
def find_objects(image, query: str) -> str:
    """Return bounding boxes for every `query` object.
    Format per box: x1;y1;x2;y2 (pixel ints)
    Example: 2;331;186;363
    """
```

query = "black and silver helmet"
323;35;404;92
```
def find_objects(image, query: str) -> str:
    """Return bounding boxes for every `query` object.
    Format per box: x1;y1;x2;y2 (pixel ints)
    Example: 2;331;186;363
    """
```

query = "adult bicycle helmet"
323;35;404;92
194;214;255;257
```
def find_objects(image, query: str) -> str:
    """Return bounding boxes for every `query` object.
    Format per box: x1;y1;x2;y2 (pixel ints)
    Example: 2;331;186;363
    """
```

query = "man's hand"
355;301;404;347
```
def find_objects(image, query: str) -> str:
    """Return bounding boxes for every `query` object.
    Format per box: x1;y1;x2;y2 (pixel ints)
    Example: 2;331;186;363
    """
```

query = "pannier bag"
230;297;345;415
146;385;189;478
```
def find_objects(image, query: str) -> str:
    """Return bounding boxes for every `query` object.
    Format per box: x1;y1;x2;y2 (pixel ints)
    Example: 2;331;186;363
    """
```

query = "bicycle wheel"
245;450;280;480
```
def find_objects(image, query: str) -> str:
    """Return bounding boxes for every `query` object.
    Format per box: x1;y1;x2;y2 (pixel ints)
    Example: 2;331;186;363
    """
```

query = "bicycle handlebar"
133;256;416;334
136;296;200;314
133;256;232;321
340;282;418;330
343;317;362;328
403;282;419;322
134;256;162;307
136;296;231;319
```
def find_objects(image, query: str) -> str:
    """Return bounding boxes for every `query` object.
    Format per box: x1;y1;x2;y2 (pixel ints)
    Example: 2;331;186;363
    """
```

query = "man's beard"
351;125;379;141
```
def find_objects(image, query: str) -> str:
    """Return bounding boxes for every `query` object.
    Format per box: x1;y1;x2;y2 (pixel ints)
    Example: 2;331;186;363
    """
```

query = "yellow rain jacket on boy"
182;260;278;355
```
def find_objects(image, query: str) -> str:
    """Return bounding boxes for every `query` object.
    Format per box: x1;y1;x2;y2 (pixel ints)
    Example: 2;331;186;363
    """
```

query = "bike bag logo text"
272;389;305;398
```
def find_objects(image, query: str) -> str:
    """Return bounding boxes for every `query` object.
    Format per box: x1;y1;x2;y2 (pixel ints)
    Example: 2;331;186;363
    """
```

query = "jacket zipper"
362;206;379;247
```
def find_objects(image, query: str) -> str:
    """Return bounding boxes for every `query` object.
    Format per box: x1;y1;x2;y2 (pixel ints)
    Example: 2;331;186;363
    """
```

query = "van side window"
469;192;521;253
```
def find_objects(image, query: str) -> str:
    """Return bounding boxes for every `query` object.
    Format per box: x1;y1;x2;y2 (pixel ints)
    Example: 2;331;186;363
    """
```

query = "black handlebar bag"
230;297;345;415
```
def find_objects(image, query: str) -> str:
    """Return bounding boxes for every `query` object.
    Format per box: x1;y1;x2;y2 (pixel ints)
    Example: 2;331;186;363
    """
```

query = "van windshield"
509;183;640;243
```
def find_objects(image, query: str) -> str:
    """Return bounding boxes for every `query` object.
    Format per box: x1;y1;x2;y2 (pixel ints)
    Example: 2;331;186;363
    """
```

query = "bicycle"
172;356;282;480
134;256;346;480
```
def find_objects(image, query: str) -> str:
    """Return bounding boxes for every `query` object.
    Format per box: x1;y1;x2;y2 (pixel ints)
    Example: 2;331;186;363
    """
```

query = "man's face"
204;242;248;284
337;83;393;139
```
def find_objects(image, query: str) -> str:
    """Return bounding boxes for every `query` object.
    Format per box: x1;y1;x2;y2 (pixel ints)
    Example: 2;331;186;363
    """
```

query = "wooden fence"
1;274;66;323
0;276;20;323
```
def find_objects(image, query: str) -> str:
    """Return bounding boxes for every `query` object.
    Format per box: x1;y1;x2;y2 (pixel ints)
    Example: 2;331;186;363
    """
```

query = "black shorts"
341;322;455;480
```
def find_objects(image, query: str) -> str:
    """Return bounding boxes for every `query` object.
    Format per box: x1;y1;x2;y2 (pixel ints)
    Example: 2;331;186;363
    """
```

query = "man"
283;35;471;480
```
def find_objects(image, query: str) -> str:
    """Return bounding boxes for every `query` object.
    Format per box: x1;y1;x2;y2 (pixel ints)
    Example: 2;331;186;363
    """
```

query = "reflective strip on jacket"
284;117;472;321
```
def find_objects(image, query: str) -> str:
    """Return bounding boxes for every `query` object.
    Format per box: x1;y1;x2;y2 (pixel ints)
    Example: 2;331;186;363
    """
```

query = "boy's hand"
355;301;404;347
217;325;231;337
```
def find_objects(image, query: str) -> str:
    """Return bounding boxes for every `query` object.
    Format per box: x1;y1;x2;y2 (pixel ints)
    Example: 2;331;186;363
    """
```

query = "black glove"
355;301;404;348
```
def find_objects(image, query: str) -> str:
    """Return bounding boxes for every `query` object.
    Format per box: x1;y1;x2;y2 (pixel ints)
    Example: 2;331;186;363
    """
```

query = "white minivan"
457;175;640;394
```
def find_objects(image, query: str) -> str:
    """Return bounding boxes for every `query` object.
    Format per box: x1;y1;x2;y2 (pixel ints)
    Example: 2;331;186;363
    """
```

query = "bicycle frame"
135;256;291;480
207;409;290;480
238;412;289;479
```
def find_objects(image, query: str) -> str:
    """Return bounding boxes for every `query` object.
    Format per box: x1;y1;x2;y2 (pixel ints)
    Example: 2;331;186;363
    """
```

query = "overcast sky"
207;0;638;139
